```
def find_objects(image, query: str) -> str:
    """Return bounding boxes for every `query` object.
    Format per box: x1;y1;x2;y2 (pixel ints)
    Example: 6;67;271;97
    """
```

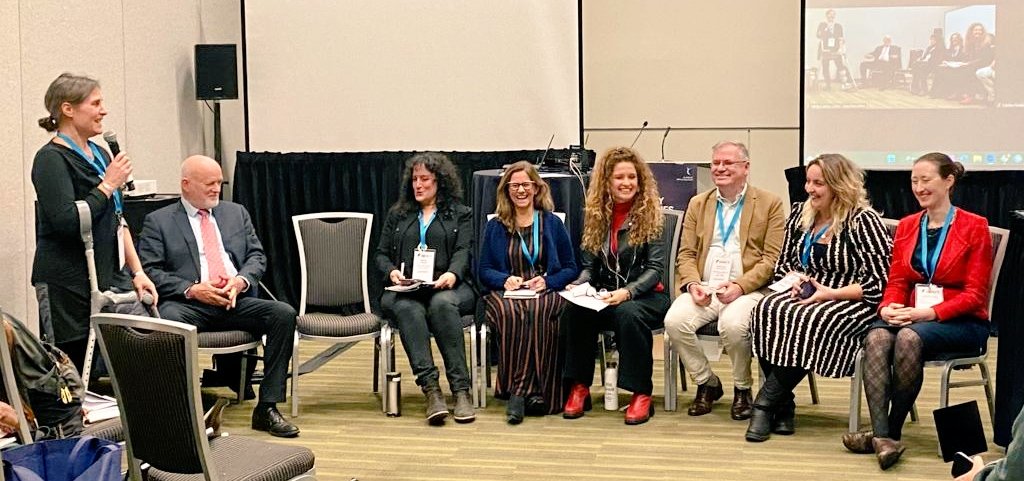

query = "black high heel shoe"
507;395;525;425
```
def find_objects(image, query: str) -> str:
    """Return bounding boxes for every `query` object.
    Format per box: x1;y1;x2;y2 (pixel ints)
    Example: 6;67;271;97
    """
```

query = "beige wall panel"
122;1;204;194
0;0;29;322
584;0;801;129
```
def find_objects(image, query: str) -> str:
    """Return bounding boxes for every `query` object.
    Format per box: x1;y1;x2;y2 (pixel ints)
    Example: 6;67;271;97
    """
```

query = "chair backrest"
0;310;36;445
880;217;1009;314
661;209;685;300
93;313;216;480
292;213;373;315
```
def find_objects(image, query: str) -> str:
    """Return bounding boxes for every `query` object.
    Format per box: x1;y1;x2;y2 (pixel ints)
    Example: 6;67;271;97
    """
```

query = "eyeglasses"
710;160;748;168
507;181;536;192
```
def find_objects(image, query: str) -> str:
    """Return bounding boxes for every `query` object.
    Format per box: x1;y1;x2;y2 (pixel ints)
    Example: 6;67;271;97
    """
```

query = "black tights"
756;358;807;413
862;328;924;440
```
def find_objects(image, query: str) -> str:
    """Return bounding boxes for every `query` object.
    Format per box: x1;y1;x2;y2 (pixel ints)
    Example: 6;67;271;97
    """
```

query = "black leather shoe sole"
745;430;770;442
772;418;795;435
251;417;300;438
427;410;449;426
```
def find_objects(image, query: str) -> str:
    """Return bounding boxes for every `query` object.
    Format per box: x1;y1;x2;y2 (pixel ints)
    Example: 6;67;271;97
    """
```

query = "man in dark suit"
138;155;299;438
816;9;845;90
860;36;903;88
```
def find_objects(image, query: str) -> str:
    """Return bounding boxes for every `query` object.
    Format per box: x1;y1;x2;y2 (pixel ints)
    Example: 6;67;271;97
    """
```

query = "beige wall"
2;1;802;327
0;0;237;327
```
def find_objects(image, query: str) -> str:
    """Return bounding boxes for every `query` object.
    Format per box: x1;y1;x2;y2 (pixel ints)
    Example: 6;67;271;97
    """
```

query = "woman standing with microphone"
32;73;156;373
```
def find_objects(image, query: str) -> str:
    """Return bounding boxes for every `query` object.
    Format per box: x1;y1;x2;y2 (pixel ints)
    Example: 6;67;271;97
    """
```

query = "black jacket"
573;218;664;298
374;203;474;287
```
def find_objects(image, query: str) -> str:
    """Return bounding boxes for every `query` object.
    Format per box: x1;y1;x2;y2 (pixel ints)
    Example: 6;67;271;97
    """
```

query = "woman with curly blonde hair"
747;153;891;443
560;147;669;425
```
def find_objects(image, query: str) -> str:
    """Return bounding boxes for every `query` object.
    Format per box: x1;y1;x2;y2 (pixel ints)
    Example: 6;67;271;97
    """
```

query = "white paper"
411;249;436;282
84;391;120;424
558;289;609;311
914;284;944;309
768;272;801;293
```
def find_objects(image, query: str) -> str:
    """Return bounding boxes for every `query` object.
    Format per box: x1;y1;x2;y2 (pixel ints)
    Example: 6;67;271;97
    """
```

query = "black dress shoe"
772;400;795;435
507;395;525;425
745;407;772;442
251;405;300;438
524;394;547;417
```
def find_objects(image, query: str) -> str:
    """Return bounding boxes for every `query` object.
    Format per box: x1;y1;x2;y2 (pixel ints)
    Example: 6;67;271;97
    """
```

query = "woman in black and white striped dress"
746;154;892;442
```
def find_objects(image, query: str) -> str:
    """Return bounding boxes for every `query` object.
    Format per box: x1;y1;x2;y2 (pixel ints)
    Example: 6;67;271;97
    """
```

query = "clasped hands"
563;283;630;306
880;303;936;327
688;282;744;306
389;270;457;289
189;276;247;309
505;275;546;293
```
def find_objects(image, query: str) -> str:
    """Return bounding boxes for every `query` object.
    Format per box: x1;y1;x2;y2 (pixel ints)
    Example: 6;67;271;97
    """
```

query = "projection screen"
243;0;581;153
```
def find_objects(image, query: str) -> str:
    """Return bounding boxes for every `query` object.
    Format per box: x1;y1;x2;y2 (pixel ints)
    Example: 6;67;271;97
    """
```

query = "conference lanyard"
801;223;831;268
716;196;745;246
56;133;122;214
920;208;954;283
417;210;436;250
518;210;540;267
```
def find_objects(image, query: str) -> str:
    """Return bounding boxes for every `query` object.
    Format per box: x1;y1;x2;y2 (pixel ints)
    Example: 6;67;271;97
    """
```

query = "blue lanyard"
519;210;540;267
920;208;954;283
716;196;745;246
418;210;436;249
56;133;122;214
801;223;830;268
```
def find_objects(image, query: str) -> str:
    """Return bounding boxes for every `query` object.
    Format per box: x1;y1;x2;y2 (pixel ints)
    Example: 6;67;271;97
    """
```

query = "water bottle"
386;372;402;417
604;353;619;411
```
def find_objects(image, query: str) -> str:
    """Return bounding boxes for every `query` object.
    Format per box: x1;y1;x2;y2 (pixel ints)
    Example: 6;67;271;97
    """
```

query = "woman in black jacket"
374;152;476;425
560;147;669;425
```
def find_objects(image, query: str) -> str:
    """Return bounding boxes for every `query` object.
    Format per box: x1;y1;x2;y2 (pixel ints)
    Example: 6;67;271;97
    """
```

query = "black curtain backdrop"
233;150;576;311
993;211;1024;447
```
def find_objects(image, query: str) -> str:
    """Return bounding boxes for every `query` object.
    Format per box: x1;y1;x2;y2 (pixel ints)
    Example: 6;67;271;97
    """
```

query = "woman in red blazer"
843;152;992;470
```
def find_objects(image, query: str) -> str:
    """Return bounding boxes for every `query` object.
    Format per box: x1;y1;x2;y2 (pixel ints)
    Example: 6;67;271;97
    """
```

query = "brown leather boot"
730;388;753;420
687;380;724;416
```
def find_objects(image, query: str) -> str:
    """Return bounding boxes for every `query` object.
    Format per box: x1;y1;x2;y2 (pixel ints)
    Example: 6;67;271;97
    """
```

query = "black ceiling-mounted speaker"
195;44;238;100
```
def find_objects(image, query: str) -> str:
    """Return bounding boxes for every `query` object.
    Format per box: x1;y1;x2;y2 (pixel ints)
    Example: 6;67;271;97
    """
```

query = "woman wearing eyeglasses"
843;153;991;470
478;161;578;424
560;147;668;425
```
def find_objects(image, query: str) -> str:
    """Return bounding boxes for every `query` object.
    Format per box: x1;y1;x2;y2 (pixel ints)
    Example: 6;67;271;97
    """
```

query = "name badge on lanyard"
801;223;830;269
519;211;540;267
915;208;954;309
412;210;437;282
710;198;743;289
57;133;125;266
117;217;127;269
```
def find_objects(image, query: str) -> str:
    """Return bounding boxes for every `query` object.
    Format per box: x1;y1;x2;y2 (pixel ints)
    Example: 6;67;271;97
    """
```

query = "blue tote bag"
2;435;121;481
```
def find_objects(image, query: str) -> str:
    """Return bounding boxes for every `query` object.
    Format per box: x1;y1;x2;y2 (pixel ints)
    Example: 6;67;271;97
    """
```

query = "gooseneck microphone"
103;131;134;191
661;126;671;160
629;121;648;149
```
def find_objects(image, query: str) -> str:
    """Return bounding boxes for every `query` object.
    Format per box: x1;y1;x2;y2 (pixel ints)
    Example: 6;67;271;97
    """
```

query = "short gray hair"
711;141;749;160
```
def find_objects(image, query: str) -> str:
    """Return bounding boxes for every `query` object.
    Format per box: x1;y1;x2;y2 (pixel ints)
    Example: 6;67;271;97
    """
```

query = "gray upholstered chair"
93;313;316;481
291;213;386;416
596;208;683;410
849;219;1007;454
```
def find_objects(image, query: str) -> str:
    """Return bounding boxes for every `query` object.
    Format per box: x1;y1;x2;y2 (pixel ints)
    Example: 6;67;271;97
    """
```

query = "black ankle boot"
507;395;525;425
745;407;772;442
772;398;796;435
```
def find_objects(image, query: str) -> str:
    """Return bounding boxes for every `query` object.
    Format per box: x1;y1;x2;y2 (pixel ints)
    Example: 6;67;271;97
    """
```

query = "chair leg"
598;333;607;385
480;324;489;407
808;372;820;405
663;335;674;411
679;359;687;392
291;332;300;418
381;325;394;415
980;362;996;427
372;341;380;393
910;403;919;423
469;324;479;408
237;353;248;404
849;350;864;433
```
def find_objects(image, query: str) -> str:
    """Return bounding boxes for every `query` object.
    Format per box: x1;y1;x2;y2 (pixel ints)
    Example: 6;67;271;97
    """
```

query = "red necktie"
198;209;229;288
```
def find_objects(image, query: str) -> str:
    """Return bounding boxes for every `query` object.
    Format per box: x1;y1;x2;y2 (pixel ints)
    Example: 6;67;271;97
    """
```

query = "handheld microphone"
103;131;134;191
536;133;555;167
661;126;671;160
629;121;648;149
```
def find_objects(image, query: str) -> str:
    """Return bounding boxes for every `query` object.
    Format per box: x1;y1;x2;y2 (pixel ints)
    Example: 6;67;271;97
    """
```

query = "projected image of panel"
803;0;1024;170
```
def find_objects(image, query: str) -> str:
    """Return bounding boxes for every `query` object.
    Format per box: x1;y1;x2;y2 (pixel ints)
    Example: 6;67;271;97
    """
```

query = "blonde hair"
494;161;554;232
581;147;663;252
801;153;873;236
